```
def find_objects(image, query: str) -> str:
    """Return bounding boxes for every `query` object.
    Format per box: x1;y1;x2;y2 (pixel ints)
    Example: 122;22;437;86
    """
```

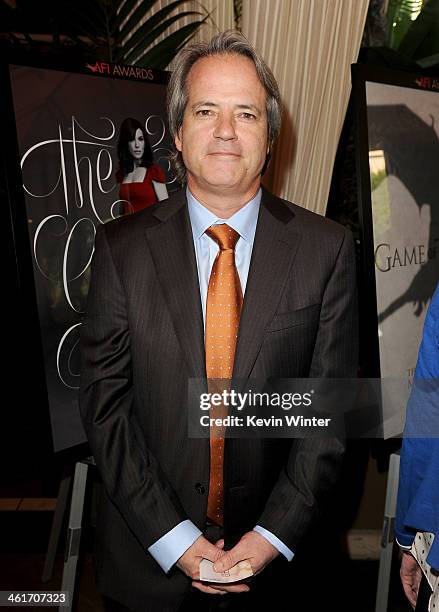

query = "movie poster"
365;76;439;437
8;62;175;453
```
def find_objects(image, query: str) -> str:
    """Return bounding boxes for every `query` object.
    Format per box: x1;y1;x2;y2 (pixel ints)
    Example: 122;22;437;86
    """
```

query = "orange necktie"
205;224;243;525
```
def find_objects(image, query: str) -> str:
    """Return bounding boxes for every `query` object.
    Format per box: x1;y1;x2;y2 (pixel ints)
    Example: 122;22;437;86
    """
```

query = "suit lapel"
144;189;301;383
233;190;302;382
144;191;206;379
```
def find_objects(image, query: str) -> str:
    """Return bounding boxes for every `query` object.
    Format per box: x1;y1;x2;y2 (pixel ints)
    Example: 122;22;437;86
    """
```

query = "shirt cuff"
148;520;203;573
396;537;413;552
253;525;294;561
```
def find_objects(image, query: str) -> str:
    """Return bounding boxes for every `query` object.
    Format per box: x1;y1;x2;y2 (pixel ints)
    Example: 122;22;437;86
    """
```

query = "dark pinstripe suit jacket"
79;188;358;611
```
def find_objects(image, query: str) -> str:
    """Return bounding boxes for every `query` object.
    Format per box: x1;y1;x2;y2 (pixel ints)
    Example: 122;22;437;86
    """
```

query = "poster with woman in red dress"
116;117;168;214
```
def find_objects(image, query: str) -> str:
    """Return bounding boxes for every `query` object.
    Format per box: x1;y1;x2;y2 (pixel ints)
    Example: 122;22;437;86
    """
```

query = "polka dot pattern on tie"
205;224;243;379
204;223;243;526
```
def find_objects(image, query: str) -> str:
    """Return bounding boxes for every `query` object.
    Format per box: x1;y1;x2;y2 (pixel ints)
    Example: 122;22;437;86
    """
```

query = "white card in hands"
199;558;253;583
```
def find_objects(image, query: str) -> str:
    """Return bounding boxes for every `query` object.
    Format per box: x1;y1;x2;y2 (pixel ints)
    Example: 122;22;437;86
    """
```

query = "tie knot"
206;224;240;251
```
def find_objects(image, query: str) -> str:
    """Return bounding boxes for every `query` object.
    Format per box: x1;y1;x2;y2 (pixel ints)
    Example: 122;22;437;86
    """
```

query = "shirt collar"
187;187;261;244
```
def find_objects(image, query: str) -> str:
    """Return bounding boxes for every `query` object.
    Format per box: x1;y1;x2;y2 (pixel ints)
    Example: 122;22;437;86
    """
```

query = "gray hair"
167;30;282;184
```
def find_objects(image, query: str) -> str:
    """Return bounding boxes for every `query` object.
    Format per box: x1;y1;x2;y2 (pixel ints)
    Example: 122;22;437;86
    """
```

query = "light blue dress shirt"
148;189;294;573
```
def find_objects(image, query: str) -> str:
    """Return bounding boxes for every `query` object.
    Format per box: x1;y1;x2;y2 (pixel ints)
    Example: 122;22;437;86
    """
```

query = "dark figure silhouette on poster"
367;104;439;322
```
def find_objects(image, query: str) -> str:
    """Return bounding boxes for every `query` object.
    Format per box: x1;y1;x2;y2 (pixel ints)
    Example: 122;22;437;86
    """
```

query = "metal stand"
41;458;95;611
42;467;72;583
61;458;95;612
375;451;400;612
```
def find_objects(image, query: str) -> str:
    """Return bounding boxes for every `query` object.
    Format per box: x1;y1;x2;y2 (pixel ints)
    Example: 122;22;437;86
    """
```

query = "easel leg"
42;467;72;583
375;452;400;612
61;461;90;612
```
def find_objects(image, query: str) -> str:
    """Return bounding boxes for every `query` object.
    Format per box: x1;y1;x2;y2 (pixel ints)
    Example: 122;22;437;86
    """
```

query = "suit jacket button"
195;483;206;494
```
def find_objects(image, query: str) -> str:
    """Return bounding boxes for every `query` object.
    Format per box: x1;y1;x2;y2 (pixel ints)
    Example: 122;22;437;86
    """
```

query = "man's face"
175;54;269;199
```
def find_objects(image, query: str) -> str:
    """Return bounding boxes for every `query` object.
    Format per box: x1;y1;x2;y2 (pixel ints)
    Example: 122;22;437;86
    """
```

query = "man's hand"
212;531;279;577
188;538;251;596
400;551;422;609
176;535;225;580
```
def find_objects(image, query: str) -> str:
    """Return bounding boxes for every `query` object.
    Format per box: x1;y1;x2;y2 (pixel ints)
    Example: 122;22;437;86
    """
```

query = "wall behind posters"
7;63;174;455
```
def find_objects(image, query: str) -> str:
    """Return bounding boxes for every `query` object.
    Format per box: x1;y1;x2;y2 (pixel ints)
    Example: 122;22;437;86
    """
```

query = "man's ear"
175;127;182;152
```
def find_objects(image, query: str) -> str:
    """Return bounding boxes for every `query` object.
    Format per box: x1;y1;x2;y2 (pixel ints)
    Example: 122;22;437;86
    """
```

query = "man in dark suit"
80;31;358;612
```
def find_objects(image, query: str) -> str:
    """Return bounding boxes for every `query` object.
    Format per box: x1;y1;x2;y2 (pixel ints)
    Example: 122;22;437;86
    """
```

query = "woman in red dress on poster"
116;117;168;214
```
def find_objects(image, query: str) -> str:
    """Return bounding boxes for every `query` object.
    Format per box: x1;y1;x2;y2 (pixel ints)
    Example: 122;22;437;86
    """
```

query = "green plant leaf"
117;0;158;41
135;18;208;69
102;0;123;34
114;0;147;32
0;0;209;71
115;0;195;47
398;0;439;61
121;10;205;64
386;0;425;48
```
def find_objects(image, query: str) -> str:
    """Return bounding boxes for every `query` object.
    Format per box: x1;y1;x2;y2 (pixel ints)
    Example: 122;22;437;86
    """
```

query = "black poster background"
7;64;173;454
